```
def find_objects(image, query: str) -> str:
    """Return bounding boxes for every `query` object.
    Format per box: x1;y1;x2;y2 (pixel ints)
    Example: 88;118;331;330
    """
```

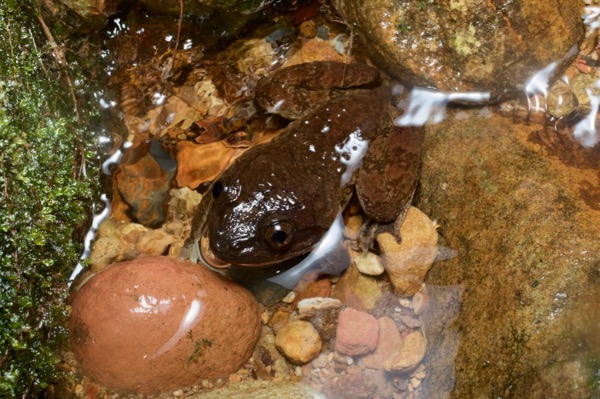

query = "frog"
184;61;424;270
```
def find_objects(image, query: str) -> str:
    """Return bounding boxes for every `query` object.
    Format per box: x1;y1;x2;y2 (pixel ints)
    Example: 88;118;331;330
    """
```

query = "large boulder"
332;0;584;100
416;112;600;398
69;256;261;394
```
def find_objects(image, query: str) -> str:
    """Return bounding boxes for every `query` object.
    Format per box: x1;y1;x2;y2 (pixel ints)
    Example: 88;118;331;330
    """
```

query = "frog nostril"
212;181;223;199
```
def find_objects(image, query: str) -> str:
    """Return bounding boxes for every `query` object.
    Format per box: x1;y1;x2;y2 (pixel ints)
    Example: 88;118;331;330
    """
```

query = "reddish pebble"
335;307;379;356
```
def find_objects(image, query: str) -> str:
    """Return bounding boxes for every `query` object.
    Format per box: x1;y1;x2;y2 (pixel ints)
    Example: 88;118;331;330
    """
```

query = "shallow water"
65;3;600;398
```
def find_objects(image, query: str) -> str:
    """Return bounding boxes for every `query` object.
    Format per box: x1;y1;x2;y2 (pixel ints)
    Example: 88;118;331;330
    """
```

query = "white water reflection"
573;84;600;147
68;194;111;286
395;87;490;127
269;211;344;289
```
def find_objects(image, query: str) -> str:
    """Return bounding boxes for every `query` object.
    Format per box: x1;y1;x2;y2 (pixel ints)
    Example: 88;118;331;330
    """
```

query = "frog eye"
263;219;295;249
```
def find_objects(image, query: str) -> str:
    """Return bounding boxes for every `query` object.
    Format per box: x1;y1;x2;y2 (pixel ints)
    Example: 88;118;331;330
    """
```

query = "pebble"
399;314;422;329
377;207;439;295
282;291;297;303
275;320;322;364
354;251;385;276
384;331;427;373
335;307;379;356
311;352;331;369
362;317;402;370
173;389;184;396
332;264;382;311
297;297;343;315
412;290;429;316
269;307;292;334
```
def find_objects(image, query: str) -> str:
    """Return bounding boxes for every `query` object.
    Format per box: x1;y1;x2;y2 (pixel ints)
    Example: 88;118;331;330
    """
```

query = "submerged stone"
417;112;600;397
68;256;260;394
332;0;584;100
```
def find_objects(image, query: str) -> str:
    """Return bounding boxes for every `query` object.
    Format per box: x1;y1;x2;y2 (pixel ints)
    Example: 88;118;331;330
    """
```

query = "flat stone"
384;331;427;373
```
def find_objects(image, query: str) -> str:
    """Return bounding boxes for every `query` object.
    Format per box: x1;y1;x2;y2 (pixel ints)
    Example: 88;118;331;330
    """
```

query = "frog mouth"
199;230;231;269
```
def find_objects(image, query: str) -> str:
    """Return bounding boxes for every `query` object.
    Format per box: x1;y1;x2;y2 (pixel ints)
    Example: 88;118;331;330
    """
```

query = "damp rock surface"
68;256;261;394
418;112;600;398
333;0;584;99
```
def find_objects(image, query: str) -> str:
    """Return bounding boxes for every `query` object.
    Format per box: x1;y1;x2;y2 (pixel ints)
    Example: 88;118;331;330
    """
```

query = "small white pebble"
173;389;184;397
295;366;303;376
282;291;296;303
398;298;412;308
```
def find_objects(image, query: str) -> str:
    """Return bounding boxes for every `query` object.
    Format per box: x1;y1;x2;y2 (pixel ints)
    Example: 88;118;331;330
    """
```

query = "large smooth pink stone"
69;256;260;394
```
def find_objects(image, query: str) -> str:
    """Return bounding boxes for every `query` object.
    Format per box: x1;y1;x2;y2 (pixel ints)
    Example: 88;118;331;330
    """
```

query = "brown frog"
185;61;424;269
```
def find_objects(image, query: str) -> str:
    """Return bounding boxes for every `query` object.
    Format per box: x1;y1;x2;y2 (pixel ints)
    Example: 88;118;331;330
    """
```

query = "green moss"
0;1;102;395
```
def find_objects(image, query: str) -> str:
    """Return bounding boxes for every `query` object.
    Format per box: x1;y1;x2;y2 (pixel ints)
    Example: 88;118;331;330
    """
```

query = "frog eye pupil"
212;181;223;199
271;230;288;244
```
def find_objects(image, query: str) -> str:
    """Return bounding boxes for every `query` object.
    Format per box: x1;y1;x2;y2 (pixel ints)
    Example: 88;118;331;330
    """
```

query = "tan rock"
384;331;427;373
269;307;292;335
297;297;343;315
362;317;402;370
275;320;322;364
354;251;385;276
136;229;177;256
332;264;381;311
175;141;236;190
69;256;260;394
377;207;438;295
89;237;122;272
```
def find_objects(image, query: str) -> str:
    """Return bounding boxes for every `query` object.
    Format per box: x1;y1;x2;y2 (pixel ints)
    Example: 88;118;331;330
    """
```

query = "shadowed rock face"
333;0;584;100
415;113;600;398
69;256;261;394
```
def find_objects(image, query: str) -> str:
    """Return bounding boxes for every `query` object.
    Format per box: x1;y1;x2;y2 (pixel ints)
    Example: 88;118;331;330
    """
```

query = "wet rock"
362;316;402;370
353;250;385;276
253;326;294;380
384;331;427;373
332;264;382;311
191;380;321;399
69;256;260;394
88;236;122;271
113;141;175;227
59;0;125;29
275;320;322;364
412;288;429;316
268;307;292;335
296;297;343;315
321;373;378;399
377;207;439;296
418;112;600;397
135;229;177;256
332;0;584;99
175;141;237;189
335;307;379;356
292;278;332;307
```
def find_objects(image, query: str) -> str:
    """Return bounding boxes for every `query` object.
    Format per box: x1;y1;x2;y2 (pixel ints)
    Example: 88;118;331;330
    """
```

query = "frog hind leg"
355;125;424;248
